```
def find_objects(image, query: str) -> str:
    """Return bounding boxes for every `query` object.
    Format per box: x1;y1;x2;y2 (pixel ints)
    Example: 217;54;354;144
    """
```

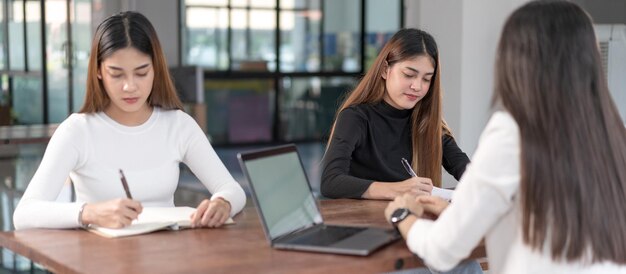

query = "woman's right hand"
363;176;433;200
81;199;143;228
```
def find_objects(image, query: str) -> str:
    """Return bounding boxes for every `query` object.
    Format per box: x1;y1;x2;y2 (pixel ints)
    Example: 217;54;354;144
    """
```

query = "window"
180;0;403;144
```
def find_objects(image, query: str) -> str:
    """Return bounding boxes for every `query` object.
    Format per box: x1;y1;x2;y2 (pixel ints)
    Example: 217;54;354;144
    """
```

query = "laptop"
237;144;400;256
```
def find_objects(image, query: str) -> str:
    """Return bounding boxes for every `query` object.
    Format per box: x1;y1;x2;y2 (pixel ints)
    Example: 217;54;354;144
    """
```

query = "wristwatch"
390;208;412;228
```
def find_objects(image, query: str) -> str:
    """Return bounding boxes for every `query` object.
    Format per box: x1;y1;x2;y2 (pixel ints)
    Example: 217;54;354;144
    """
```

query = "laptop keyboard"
288;225;367;246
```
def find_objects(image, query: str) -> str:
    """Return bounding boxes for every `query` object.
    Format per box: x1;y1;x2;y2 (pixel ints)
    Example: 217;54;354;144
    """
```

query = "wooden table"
0;199;485;273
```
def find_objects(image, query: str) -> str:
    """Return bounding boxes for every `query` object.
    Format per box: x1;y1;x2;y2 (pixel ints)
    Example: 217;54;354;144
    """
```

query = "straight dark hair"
493;0;626;263
327;28;451;187
80;11;182;113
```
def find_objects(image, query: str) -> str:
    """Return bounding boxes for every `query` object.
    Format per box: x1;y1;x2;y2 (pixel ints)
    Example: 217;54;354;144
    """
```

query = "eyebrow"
106;63;151;71
405;67;434;76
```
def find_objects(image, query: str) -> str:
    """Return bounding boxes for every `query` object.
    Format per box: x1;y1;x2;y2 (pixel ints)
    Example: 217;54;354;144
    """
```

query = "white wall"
405;0;528;187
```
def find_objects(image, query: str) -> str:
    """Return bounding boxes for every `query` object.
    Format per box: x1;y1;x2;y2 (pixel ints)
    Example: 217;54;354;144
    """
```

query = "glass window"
12;76;42;124
231;0;276;8
280;0;307;9
280;77;356;141
0;2;5;70
180;0;403;144
204;79;275;144
9;0;25;71
322;0;361;72
231;9;276;71
186;0;227;5
71;0;92;111
184;7;229;69
365;0;400;69
279;0;321;72
25;0;41;71
46;0;69;123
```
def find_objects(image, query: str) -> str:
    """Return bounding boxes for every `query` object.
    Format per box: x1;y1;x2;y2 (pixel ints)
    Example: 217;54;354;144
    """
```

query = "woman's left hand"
190;197;231;228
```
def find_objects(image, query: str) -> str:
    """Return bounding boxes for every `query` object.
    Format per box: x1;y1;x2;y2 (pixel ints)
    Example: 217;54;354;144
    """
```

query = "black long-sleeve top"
321;101;470;199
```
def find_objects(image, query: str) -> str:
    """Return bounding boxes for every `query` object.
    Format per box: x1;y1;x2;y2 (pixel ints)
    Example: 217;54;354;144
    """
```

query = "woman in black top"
322;29;470;200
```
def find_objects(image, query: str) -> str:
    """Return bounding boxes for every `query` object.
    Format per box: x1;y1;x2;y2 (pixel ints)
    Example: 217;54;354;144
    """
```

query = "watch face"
390;208;410;227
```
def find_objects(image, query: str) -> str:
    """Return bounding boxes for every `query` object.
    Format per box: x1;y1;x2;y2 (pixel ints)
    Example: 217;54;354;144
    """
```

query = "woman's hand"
190;197;232;228
384;193;424;221
81;198;143;228
364;176;433;200
416;195;449;217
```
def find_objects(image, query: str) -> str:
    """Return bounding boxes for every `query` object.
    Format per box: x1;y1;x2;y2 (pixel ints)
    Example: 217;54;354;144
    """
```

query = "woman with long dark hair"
14;11;245;229
321;28;470;200
385;1;626;272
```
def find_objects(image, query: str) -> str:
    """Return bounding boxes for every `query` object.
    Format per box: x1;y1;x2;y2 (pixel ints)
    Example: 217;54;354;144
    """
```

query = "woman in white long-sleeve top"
384;1;626;273
13;11;246;230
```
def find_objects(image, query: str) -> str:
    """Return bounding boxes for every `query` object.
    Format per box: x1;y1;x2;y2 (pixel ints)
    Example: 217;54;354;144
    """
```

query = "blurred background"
0;0;624;271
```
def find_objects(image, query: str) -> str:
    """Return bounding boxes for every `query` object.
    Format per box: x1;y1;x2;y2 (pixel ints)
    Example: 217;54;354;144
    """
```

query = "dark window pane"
204;79;275;144
280;77;355;141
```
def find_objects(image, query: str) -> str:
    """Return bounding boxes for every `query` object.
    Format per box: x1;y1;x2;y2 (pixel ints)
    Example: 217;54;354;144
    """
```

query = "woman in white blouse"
13;12;246;230
384;1;626;273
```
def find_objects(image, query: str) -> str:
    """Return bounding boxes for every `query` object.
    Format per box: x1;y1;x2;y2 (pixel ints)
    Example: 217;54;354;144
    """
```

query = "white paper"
431;187;453;201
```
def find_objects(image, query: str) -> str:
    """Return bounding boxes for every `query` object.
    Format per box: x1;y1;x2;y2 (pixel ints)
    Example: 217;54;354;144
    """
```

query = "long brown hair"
494;0;626;263
327;28;451;187
80;11;182;113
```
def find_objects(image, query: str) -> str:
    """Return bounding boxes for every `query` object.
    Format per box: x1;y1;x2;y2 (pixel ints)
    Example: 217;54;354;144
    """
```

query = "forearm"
14;200;82;229
362;181;396;200
397;214;418;238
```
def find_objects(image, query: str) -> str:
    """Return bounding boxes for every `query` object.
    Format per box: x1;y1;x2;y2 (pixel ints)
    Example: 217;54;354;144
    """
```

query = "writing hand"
81;198;143;228
190;197;231;228
363;176;434;200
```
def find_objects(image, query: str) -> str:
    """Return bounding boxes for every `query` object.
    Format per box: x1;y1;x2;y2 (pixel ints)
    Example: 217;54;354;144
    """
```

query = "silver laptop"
237;144;399;256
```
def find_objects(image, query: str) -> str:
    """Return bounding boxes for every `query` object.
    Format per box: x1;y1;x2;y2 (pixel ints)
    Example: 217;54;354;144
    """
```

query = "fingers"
191;199;210;228
416;195;448;216
414;177;433;194
193;199;231;228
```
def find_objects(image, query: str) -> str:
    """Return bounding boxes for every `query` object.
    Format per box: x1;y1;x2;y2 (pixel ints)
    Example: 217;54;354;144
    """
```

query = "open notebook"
87;206;234;238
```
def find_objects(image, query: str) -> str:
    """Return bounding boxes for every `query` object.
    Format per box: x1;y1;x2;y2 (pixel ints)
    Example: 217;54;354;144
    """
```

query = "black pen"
401;158;418;177
119;169;133;199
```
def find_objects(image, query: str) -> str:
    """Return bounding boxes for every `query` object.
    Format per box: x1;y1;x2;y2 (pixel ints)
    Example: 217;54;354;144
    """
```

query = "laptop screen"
242;149;323;240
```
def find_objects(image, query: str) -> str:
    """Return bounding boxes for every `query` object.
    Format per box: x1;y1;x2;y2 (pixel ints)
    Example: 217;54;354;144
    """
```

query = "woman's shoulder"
339;104;370;119
57;112;93;130
156;108;195;123
488;111;518;131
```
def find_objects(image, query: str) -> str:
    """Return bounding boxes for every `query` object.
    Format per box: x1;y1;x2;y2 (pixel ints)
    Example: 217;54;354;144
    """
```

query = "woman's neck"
104;104;154;126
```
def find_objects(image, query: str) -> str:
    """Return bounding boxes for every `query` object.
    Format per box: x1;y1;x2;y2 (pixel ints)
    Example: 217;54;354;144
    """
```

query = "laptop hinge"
273;222;324;242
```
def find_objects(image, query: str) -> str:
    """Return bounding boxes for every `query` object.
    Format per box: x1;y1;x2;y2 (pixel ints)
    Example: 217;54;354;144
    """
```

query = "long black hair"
493;0;626;263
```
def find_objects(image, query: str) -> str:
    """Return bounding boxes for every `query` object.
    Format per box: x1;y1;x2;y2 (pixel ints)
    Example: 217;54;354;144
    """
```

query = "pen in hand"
119;169;133;199
401;158;418;177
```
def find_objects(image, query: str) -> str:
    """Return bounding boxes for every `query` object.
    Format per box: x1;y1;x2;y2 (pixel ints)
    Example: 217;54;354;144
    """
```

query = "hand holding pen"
76;170;143;229
400;158;433;196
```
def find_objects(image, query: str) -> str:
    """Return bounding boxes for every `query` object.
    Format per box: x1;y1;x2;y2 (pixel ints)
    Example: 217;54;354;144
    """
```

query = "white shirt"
13;107;246;230
406;111;625;274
